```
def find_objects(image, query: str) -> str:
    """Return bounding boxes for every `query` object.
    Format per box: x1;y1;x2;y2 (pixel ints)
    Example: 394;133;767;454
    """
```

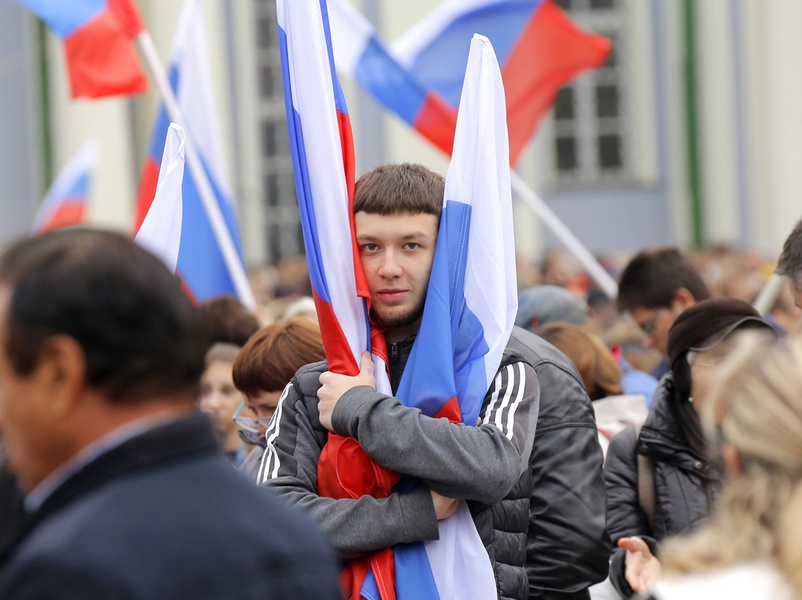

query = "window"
549;0;631;185
252;0;303;263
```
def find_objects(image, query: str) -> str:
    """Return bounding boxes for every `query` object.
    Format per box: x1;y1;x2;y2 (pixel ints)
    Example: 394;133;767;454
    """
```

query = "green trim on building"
683;0;703;247
36;20;53;190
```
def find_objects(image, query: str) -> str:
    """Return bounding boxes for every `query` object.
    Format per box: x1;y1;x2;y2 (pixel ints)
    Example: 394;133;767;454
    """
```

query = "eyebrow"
356;232;432;243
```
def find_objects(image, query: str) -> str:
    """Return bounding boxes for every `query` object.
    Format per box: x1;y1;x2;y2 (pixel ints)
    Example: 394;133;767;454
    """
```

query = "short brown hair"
617;247;711;312
538;322;623;400
354;163;444;217
232;317;326;396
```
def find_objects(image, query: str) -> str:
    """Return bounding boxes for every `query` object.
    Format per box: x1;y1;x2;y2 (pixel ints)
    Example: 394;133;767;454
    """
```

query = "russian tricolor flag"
280;0;517;597
32;140;98;234
331;0;611;165
13;0;147;99
386;33;517;600
135;123;185;273
135;0;249;305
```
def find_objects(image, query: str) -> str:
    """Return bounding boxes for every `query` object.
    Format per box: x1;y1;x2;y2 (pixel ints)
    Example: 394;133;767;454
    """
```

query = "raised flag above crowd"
134;0;249;305
330;0;611;165
134;123;185;273
31;139;98;234
13;0;147;98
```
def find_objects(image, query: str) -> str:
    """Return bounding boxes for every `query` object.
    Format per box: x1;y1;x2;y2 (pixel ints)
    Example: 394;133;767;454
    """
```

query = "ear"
34;335;88;419
672;288;697;312
721;442;742;479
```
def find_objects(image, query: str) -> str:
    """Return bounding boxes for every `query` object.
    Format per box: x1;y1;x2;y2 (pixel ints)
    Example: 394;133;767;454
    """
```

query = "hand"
430;490;459;520
318;352;376;431
619;537;662;594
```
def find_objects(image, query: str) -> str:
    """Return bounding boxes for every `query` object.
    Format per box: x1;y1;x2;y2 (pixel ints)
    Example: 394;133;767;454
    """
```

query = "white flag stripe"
135;124;185;272
446;34;516;392
278;0;367;366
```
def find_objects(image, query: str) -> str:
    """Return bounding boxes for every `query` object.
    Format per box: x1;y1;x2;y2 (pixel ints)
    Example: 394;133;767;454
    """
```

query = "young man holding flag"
261;163;541;599
263;163;611;600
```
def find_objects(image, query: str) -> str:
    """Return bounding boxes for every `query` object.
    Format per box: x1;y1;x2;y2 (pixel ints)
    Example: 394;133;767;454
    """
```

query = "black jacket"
472;328;610;600
604;376;721;598
0;413;341;600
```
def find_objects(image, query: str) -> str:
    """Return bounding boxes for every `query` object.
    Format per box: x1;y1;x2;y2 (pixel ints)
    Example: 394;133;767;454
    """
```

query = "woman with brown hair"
538;322;648;459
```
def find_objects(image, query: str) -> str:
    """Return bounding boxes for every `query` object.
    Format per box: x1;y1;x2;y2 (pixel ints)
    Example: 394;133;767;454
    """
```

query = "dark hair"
197;295;259;348
617;247;711;312
777;218;802;290
354;163;444;217
232;317;325;396
0;228;206;403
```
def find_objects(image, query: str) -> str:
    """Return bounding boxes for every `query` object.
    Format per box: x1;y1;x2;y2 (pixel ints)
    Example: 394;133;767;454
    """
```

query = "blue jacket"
0;413;341;600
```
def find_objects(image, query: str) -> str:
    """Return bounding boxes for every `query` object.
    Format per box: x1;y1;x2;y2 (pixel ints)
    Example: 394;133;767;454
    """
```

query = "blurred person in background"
538;322;648;461
232;317;326;481
651;332;800;600
617;247;711;379
200;343;248;467
517;284;658;403
604;298;776;598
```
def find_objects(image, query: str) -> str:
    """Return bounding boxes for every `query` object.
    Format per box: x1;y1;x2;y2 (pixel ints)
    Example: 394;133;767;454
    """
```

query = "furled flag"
276;0;398;597
330;0;611;165
13;0;147;98
31;139;98;234
135;0;249;305
385;33;518;600
278;0;517;596
135;123;185;272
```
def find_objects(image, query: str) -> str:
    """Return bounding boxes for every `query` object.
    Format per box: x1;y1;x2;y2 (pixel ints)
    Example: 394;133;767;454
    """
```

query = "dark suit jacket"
0;413;341;599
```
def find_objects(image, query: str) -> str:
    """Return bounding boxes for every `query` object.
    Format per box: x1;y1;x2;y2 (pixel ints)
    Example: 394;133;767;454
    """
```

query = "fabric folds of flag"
328;0;457;156
392;0;611;164
32;140;98;234
135;123;185;273
278;0;399;598
13;0;147;98
386;33;517;600
135;0;247;304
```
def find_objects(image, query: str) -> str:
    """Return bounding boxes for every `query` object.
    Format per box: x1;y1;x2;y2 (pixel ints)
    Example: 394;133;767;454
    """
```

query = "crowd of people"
1;162;802;599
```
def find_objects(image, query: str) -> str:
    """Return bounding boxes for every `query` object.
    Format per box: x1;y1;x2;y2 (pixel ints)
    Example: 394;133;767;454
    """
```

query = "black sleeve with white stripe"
331;361;540;504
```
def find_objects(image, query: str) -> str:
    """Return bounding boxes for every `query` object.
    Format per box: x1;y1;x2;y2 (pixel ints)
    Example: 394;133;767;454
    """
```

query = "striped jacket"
259;333;540;588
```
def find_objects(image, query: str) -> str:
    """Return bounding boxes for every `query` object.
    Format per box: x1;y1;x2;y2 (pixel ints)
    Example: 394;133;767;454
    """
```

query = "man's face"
355;211;439;342
0;289;63;493
629;304;679;358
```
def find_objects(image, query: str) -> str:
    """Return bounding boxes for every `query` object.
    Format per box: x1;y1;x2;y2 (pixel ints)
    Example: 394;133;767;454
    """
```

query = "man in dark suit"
0;229;340;600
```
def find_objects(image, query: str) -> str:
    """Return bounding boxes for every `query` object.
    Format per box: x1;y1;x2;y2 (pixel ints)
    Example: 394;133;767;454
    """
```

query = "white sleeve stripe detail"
504;362;526;440
260;382;292;483
483;368;505;423
491;365;516;433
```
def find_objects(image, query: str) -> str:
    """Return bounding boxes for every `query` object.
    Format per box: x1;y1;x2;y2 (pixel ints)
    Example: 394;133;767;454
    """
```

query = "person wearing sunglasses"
232;317;326;481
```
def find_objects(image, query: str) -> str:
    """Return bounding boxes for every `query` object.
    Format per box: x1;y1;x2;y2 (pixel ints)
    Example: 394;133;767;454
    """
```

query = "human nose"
377;249;403;278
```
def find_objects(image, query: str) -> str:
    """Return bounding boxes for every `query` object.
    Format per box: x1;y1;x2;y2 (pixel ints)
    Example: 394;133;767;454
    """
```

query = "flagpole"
136;31;257;309
753;273;785;316
510;171;618;299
